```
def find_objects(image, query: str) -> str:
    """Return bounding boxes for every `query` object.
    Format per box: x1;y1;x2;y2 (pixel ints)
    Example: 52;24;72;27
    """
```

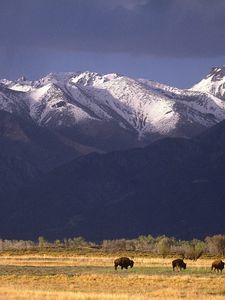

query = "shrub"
157;237;175;257
205;235;225;256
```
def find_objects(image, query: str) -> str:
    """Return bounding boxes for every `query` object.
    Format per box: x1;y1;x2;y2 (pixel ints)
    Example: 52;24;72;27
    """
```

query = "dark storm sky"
0;0;225;87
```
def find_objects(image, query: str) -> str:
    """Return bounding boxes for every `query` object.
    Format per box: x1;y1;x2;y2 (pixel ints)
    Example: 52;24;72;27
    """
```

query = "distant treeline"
0;235;225;258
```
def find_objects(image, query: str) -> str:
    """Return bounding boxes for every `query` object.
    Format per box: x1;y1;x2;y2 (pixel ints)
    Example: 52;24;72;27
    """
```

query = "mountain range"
0;66;225;241
1;66;225;152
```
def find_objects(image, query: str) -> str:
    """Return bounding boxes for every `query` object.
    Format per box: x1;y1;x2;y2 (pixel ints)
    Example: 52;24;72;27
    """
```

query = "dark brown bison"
211;260;225;272
172;258;187;271
114;257;134;270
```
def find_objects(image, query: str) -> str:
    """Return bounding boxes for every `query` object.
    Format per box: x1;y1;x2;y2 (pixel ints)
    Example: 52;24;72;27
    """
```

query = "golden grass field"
0;252;224;299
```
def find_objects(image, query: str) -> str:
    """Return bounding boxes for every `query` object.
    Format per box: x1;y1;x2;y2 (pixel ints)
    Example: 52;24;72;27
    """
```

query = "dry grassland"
0;254;224;299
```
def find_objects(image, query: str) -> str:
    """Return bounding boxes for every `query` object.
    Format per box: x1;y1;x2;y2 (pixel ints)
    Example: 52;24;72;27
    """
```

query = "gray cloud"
0;0;225;57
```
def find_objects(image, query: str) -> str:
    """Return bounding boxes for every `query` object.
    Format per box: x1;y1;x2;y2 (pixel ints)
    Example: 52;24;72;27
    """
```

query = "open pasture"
0;254;224;299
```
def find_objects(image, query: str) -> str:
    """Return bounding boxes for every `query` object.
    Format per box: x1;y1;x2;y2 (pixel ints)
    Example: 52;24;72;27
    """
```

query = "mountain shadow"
1;120;225;241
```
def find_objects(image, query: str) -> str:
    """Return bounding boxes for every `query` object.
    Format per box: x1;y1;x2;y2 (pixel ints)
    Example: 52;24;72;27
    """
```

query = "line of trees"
0;234;225;258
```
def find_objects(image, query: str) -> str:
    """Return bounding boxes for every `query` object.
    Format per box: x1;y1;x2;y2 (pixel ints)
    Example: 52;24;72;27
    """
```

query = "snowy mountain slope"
1;68;225;148
139;78;225;124
0;83;30;117
191;66;225;100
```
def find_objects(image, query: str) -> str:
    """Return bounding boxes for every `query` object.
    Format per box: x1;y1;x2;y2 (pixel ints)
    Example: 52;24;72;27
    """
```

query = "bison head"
183;262;187;269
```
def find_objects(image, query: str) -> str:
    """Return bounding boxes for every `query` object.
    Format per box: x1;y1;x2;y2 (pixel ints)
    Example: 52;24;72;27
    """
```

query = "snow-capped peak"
207;66;225;80
191;66;225;100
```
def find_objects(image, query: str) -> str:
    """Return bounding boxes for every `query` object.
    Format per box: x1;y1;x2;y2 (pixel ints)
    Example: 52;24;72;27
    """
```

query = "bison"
172;258;187;271
211;260;225;272
114;257;134;270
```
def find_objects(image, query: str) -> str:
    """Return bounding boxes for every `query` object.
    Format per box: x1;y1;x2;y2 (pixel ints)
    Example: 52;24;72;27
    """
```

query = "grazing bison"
211;260;225;272
172;258;187;271
114;257;134;270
